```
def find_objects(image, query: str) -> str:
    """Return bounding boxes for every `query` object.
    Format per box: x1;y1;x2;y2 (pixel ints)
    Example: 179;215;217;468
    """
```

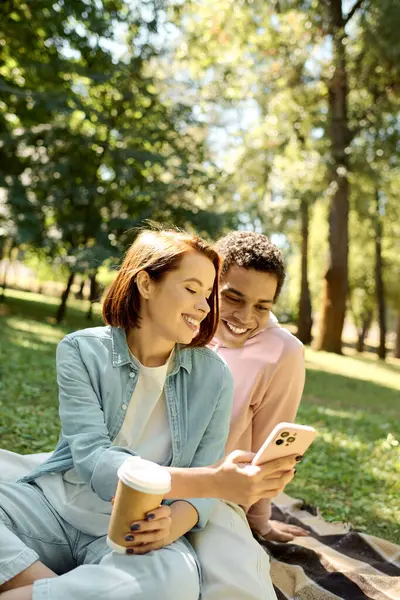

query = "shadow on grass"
304;367;400;422
0;292;102;454
346;353;400;375
0;292;102;333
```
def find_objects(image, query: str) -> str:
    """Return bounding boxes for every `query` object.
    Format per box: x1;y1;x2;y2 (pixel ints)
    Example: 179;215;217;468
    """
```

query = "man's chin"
216;323;250;348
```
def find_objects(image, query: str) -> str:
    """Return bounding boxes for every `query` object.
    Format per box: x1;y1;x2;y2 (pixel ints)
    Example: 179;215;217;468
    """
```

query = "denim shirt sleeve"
56;336;136;501
166;362;234;532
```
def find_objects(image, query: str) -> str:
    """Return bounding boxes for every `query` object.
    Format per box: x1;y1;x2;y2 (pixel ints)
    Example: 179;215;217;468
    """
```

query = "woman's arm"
165;451;297;505
163;362;235;531
56;336;137;500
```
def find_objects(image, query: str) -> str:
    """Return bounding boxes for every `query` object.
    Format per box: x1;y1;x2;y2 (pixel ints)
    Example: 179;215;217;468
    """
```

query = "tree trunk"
0;260;9;303
0;239;14;303
356;309;373;353
297;198;313;344
375;190;386;360
395;312;400;359
86;270;99;321
55;272;75;324
0;237;5;262
315;0;350;354
75;278;86;300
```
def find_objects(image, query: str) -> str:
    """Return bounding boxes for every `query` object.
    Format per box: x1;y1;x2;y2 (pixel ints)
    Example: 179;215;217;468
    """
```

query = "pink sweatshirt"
210;315;305;536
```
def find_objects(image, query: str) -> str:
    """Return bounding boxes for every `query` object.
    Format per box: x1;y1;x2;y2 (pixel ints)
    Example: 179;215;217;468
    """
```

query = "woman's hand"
123;504;172;555
213;450;297;506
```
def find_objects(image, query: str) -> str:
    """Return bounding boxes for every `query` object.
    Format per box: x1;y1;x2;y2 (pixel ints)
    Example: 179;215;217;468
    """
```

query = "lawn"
1;289;399;543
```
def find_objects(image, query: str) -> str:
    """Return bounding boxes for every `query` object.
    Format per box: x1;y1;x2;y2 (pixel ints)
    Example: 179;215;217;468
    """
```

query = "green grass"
1;289;399;543
287;348;400;543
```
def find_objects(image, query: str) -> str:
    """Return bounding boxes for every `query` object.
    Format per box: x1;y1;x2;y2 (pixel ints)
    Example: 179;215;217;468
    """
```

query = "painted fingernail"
145;513;155;521
130;524;140;531
293;469;297;475
126;548;134;554
125;534;134;542
295;455;303;462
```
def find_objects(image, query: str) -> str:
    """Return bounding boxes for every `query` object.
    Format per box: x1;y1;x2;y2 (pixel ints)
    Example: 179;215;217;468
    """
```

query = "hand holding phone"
252;422;317;467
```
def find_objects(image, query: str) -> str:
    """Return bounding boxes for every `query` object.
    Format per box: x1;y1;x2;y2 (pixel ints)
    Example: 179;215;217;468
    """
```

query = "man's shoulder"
255;323;304;357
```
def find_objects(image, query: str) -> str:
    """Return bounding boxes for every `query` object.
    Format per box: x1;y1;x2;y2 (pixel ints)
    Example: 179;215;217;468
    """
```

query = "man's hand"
261;520;309;543
213;450;297;506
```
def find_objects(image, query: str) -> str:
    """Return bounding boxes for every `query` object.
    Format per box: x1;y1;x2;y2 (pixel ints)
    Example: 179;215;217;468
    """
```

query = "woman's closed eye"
186;288;196;295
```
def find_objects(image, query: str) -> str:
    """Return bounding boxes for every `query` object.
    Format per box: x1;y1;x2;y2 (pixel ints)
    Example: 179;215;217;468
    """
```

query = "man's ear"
136;270;152;300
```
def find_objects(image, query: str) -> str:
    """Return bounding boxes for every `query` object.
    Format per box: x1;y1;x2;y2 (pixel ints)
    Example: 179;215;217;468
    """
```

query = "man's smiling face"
216;265;278;348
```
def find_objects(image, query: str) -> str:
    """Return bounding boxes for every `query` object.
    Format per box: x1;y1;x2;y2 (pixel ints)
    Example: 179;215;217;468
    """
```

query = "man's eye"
257;306;270;312
186;288;196;295
226;295;240;303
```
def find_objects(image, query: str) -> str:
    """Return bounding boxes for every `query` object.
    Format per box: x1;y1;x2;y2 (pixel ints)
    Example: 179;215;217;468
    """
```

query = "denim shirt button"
121;404;127;411
129;372;135;378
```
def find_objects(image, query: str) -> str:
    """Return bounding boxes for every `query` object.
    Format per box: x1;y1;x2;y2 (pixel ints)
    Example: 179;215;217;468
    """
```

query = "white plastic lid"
117;456;171;494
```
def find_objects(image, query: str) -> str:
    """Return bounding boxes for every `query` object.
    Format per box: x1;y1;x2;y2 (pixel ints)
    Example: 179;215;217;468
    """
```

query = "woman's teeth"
226;322;247;334
183;315;199;329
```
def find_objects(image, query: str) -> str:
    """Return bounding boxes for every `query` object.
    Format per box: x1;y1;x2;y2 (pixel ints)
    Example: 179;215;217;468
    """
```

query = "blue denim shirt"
21;326;234;531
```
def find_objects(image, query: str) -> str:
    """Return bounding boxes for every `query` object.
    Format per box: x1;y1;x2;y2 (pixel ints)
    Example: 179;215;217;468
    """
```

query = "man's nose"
233;304;253;324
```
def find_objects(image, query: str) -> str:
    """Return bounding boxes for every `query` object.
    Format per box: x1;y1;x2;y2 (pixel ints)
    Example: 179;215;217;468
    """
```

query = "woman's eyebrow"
184;277;213;292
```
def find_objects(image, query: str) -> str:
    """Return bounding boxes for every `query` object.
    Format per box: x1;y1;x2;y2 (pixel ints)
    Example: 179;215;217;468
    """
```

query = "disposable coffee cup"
107;456;171;553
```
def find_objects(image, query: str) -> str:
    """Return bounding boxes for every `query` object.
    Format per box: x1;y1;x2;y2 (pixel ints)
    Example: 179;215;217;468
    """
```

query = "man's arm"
247;336;306;538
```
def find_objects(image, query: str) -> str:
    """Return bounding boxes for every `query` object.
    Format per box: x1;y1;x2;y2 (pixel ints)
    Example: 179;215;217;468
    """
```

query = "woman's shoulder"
182;345;232;376
58;326;117;357
62;325;113;343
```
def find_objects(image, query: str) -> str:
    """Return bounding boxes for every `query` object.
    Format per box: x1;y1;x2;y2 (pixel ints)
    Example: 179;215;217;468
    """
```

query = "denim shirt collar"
110;326;192;374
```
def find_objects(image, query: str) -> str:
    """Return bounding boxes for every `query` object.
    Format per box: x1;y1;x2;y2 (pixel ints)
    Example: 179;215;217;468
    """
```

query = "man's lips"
222;320;250;335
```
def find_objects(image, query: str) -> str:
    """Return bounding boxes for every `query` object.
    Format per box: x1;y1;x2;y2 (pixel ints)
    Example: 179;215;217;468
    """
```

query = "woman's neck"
126;323;175;367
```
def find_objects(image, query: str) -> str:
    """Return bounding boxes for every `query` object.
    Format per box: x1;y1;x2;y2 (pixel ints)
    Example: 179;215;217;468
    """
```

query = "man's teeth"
184;315;199;327
226;322;247;334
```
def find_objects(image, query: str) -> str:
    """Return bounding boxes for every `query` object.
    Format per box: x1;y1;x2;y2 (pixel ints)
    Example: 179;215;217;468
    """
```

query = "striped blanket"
264;492;400;600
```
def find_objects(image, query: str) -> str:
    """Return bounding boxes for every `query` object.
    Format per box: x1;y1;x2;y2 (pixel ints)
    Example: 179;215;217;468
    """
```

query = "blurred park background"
0;1;399;541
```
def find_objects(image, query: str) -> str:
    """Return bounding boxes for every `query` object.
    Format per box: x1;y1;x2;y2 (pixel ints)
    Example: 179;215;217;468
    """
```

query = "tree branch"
345;0;365;25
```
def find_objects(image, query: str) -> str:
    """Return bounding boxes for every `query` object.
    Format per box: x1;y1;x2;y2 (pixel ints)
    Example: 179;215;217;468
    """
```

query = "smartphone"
252;422;317;466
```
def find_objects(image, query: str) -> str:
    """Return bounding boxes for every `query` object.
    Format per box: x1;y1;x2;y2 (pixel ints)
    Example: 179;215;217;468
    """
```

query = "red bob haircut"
102;227;221;347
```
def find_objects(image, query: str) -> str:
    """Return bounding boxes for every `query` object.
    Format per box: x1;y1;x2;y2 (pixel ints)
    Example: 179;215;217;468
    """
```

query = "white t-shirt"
37;350;173;536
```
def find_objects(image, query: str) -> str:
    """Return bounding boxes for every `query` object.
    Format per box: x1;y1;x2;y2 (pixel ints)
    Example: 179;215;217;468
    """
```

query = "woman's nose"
197;296;211;315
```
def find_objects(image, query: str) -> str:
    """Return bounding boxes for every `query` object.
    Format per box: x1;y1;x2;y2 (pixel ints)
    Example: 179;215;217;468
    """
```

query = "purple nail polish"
125;534;134;541
126;548;134;554
130;523;140;531
145;513;155;521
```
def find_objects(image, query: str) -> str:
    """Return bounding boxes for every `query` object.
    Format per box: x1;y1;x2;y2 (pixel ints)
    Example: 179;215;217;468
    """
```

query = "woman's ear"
135;270;152;300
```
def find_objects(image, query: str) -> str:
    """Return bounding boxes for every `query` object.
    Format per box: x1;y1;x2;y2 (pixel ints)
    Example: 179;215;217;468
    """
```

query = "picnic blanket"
1;450;399;600
262;493;400;600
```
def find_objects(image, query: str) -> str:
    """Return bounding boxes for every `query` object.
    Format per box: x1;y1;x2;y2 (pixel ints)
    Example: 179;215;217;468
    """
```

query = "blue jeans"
0;481;200;600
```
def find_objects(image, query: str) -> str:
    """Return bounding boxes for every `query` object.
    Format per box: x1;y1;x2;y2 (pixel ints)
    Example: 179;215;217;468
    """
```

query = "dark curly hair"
215;231;286;301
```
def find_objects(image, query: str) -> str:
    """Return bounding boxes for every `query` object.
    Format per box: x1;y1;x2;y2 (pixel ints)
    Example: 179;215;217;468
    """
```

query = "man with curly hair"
189;231;307;599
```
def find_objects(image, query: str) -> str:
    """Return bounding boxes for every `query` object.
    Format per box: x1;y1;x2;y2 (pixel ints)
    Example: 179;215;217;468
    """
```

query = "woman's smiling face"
143;251;216;346
216;265;278;348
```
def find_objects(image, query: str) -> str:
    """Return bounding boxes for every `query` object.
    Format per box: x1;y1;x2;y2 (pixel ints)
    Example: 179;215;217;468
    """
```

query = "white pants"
188;501;277;600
